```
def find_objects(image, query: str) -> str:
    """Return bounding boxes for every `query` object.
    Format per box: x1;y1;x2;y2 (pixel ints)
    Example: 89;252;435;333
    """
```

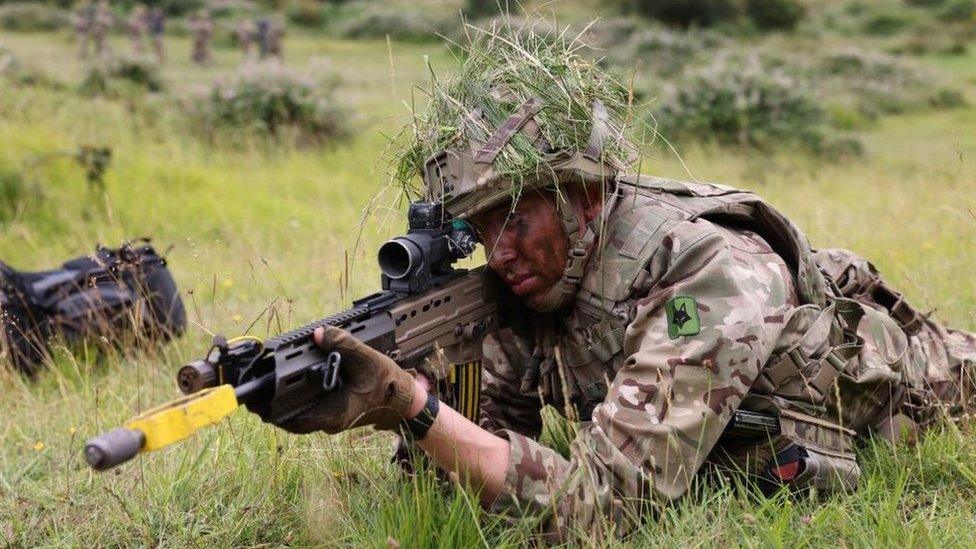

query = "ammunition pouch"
0;241;185;374
757;298;864;405
762;410;860;494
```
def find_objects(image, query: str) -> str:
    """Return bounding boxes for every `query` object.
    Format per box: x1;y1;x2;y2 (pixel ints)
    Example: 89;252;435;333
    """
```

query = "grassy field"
2;6;976;546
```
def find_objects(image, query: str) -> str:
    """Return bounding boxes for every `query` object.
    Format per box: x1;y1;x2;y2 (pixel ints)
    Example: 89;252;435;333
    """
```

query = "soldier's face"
471;192;570;310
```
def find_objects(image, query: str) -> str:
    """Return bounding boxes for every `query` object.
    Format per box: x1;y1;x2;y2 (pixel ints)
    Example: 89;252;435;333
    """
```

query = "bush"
905;0;946;6
863;13;912;35
815;47;939;115
929;87;967;108
625;0;740;28
0;3;70;31
286;0;329;27
79;56;164;96
655;55;838;152
0;167;43;225
601;24;722;76
208;0;259;18
463;0;510;20
939;0;976;21
160;0;205;16
898;24;970;55
745;0;806;31
0;43;20;77
331;1;454;41
184;61;347;146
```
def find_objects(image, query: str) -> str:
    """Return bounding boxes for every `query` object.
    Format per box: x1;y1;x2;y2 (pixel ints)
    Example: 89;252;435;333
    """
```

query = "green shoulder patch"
666;296;701;339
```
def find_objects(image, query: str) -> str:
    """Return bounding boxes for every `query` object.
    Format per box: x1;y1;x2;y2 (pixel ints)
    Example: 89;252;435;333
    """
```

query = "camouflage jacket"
478;175;976;539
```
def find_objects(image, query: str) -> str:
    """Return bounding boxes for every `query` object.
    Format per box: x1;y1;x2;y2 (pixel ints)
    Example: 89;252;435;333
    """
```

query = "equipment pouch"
764;409;860;493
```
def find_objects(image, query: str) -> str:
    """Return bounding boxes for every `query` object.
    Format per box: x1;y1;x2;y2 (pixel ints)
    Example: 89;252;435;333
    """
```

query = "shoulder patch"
666;296;701;339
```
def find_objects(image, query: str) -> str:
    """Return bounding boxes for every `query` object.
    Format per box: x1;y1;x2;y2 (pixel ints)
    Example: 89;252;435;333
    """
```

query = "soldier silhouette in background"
127;4;149;55
267;19;285;60
72;0;94;59
148;7;165;62
235;18;258;61
91;0;113;57
256;17;271;59
188;10;214;66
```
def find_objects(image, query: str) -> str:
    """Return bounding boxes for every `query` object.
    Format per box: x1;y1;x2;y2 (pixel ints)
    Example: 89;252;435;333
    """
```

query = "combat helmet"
395;21;638;311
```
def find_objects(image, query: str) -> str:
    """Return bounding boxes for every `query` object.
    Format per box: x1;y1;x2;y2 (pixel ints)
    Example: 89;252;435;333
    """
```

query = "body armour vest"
518;175;851;417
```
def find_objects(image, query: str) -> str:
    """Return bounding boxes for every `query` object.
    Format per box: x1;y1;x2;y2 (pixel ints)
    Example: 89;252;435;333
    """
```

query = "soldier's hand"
272;326;416;435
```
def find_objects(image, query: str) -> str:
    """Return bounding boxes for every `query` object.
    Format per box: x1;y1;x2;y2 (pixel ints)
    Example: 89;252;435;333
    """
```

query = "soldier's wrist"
404;379;428;420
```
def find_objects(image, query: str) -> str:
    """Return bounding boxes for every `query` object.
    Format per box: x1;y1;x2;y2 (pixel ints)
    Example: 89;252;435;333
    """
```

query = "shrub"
0;3;70;31
654;55;836;152
815;47;940;115
603;24;722;76
463;0;510;20
818;48;923;84
331;1;454;41
584;16;643;51
286;0;329;27
79;56;164;96
929;88;967;108
898;24;970;55
863;13;912;35
160;0;205;16
625;0;740;28
208;0;259;18
745;0;806;31
905;0;946;6
184;61;347;146
0;167;43;225
0;43;20;77
939;0;976;21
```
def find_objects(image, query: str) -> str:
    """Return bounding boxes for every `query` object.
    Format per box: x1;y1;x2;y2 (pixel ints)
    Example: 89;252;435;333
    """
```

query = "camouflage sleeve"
478;328;545;438
489;221;795;538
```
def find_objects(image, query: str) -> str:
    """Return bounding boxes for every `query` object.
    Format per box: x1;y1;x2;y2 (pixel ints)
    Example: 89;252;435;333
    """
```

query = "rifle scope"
378;202;477;286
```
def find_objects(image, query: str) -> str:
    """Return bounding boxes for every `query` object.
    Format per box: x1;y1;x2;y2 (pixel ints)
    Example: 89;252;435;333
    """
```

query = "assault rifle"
84;202;497;470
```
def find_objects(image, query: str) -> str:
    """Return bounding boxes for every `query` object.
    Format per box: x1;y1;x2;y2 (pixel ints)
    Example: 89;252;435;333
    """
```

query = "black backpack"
0;240;185;374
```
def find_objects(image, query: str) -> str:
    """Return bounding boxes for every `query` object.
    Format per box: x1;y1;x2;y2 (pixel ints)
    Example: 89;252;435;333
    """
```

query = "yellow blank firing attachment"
84;385;240;471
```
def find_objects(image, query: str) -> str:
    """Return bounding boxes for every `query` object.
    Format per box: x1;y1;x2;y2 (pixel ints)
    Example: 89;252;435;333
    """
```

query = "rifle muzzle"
84;427;146;470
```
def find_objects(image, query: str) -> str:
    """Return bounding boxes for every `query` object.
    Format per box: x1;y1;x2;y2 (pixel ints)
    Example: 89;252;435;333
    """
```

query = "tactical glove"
273;326;416;434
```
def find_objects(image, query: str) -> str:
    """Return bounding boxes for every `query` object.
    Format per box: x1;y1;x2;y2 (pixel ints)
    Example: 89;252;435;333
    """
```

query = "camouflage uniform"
235;19;257;61
148;8;165;63
126;5;148;55
477;175;976;538
72;1;94;59
91;1;113;57
188;13;213;66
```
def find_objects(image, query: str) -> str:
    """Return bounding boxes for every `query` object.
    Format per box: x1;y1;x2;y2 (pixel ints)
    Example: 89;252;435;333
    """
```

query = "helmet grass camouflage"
394;19;639;220
421;97;627;220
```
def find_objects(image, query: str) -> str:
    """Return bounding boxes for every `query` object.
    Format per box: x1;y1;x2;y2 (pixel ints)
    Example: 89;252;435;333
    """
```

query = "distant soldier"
72;0;94;59
256;17;271;59
267;20;285;60
91;0;113;57
188;10;214;66
235;18;257;60
148;7;165;62
127;4;149;55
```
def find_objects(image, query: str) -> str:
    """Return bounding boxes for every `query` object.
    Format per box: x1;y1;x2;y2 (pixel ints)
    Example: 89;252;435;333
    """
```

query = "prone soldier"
212;28;976;540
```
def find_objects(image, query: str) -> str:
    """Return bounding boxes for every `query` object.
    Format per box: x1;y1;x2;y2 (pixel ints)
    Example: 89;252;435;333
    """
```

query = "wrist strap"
400;392;439;441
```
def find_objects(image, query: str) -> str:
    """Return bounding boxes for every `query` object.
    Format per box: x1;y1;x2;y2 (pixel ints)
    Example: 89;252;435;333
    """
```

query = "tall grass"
1;17;975;546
